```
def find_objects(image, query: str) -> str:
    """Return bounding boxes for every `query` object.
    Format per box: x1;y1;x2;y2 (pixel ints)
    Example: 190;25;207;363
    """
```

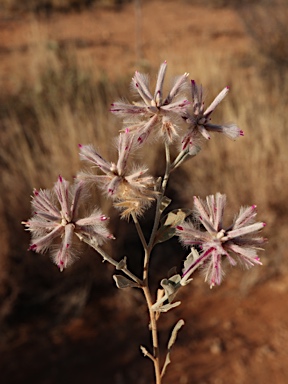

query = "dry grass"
1;12;287;323
239;0;288;70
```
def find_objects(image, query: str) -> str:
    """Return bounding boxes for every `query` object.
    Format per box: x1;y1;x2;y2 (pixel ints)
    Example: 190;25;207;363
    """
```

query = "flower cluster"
22;176;113;271
111;62;242;154
181;81;244;153
177;193;266;287
111;61;190;144
78;132;157;218
23;62;266;280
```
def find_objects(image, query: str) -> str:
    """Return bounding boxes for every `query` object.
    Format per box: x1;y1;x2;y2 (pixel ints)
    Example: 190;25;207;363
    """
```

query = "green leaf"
160;274;181;303
113;275;139;289
154;208;192;245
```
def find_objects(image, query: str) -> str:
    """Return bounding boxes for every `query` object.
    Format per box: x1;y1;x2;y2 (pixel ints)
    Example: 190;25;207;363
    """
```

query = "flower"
181;80;243;153
176;193;266;288
22;176;113;271
110;61;190;144
78;133;157;218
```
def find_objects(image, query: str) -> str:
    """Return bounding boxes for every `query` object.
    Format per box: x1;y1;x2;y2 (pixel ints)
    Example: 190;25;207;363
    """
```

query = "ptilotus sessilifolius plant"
22;62;266;384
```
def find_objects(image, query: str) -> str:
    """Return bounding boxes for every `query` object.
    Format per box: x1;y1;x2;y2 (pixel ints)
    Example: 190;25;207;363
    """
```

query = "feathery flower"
78;133;157;218
181;81;243;153
22;176;113;271
176;193;266;288
110;61;190;144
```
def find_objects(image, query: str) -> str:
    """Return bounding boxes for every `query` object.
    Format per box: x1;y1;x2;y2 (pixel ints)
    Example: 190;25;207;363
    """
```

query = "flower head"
181;81;243;153
110;61;189;144
78;133;157;218
22;176;113;271
176;193;266;287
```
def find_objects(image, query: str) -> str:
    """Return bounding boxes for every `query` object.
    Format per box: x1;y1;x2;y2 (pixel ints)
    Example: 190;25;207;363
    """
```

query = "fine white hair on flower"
77;134;157;218
181;81;244;152
176;193;266;288
110;61;190;145
22;176;113;271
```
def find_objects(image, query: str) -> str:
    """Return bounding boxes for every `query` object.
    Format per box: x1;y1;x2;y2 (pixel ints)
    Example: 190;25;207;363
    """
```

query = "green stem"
81;236;142;286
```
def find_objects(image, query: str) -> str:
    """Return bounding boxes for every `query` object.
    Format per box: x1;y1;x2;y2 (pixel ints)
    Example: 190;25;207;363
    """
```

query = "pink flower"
78;133;157;218
176;193;266;287
181;81;243;153
110;61;189;144
22;176;113;271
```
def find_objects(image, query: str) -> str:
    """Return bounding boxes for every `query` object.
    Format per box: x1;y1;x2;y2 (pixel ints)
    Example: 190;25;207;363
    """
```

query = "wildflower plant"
23;62;266;384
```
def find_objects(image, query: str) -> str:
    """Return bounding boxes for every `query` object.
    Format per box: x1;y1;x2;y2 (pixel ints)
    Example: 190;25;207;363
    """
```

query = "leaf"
154;208;192;244
159;196;172;214
180;247;201;285
161;319;185;378
156;301;181;313
116;256;127;270
113;275;139;289
183;247;200;271
160;274;181;303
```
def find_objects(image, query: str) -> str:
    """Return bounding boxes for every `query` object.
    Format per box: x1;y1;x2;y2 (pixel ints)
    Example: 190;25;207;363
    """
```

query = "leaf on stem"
154;208;192;245
161;319;185;378
159;196;172;214
160;274;181;302
113;275;140;289
156;301;181;313
116;256;127;270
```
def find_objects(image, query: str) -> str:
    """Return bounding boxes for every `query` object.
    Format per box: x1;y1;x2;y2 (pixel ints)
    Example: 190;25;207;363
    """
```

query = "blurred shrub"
0;0;130;14
238;0;288;72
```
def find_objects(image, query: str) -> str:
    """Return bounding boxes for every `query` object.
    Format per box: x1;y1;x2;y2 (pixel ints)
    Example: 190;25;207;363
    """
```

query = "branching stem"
81;236;142;286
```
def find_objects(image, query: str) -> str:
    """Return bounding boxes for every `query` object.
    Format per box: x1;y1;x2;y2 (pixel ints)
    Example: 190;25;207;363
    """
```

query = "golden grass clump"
1;24;288;321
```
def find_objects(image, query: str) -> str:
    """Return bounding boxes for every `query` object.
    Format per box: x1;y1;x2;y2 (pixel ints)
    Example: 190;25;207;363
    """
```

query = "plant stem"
142;284;162;384
81;236;142;285
140;143;173;383
132;211;148;250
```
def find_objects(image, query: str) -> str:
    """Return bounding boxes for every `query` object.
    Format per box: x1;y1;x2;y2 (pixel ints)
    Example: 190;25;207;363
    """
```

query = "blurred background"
1;0;288;383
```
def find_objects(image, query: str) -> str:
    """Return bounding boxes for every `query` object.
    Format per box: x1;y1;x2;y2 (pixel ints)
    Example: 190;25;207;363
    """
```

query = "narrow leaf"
156;301;181;313
161;319;185;378
113;275;139;289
